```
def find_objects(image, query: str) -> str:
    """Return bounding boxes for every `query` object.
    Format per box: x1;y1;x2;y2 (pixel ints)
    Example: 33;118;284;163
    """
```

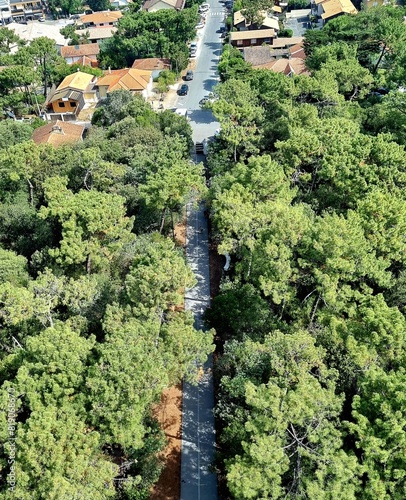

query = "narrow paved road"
179;2;224;498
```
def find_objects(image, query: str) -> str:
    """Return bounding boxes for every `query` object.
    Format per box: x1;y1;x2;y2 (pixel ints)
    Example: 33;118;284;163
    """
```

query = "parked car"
185;70;194;81
199;96;210;106
199;3;210;11
195;22;205;29
199;94;215;106
178;84;189;96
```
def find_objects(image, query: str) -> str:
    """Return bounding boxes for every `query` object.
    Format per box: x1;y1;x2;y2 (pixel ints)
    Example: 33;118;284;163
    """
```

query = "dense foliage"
206;6;406;499
98;7;199;71
0;91;214;498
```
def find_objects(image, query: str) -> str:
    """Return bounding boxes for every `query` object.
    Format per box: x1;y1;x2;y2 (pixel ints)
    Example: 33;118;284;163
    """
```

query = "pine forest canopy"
0;90;213;498
205;4;406;499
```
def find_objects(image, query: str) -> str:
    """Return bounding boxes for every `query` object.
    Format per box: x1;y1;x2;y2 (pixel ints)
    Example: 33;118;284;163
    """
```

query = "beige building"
233;10;280;32
142;0;185;12
313;0;357;22
75;26;117;44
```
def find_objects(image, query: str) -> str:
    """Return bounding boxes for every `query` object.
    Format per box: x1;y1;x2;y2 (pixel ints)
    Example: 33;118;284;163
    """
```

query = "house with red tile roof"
243;41;309;75
32;121;85;147
60;43;100;67
95;68;153;99
131;58;171;78
79;10;122;28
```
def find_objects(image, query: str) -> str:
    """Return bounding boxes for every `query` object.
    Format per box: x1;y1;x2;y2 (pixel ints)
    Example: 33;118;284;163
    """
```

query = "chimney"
51;125;64;134
108;66;111;74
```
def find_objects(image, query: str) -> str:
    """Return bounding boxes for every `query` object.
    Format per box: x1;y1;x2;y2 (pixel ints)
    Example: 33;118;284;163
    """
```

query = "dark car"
178;84;189;96
185;70;194;81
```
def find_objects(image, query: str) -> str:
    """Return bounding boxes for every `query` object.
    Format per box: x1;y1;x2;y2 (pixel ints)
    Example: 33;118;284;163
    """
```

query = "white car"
195;22;205;29
199;3;210;12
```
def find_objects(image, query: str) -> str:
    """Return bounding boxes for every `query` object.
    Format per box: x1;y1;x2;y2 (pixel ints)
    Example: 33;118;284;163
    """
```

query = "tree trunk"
43;57;48;97
373;44;387;74
309;293;321;326
86;254;91;274
27;179;34;206
171;210;175;241
159;207;167;233
84;170;92;191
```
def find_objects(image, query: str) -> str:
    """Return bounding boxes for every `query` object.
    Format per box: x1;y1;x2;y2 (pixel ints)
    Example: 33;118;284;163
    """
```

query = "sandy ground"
150;385;183;500
149;220;186;500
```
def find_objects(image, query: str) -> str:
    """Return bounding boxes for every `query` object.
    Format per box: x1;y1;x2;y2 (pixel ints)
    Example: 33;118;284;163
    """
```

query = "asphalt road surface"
180;2;225;498
175;1;223;142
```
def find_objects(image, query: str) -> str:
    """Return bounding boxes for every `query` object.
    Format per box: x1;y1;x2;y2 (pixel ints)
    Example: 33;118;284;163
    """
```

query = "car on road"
195;22;205;29
199;95;215;106
185;70;194;81
178;84;189;96
199;96;210;106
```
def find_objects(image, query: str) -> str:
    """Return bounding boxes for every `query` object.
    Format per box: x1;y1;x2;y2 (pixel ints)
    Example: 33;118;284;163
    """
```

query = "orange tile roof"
80;10;122;24
96;68;152;92
131;58;171;71
254;57;309;75
32;121;85;147
289;43;306;59
61;43;100;58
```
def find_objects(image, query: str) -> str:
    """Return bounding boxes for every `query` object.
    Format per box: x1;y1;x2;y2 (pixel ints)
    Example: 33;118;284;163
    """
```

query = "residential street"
175;2;222;142
179;2;224;498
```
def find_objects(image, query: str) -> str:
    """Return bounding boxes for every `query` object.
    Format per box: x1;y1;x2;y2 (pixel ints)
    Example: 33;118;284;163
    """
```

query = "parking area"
284;9;311;37
284;16;311;36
